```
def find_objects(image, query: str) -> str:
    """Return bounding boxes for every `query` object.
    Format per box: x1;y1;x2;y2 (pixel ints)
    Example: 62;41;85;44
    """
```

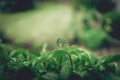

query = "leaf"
95;56;106;70
60;63;71;80
49;49;68;67
73;70;89;78
0;52;10;64
103;54;120;64
79;51;91;66
89;53;97;67
10;49;28;60
41;72;59;80
66;45;81;56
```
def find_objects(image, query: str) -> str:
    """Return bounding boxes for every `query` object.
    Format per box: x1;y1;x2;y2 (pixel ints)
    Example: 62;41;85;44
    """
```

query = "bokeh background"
0;0;120;55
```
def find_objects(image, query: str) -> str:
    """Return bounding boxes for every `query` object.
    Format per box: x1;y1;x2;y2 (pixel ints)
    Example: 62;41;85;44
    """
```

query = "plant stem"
68;54;74;70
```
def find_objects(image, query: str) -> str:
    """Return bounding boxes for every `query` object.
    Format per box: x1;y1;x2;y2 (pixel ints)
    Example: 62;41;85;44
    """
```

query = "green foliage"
0;39;120;80
76;28;109;50
73;0;98;10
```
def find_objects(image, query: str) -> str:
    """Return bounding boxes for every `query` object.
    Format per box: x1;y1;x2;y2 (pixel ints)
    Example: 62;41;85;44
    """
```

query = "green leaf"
103;54;120;64
10;49;28;60
41;72;59;80
66;45;81;56
49;49;68;66
73;70;89;78
60;63;71;80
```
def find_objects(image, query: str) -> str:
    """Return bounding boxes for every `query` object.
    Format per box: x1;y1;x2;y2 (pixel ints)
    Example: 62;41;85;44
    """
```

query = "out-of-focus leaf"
73;70;89;78
103;54;120;64
48;49;68;67
41;72;59;80
60;63;71;80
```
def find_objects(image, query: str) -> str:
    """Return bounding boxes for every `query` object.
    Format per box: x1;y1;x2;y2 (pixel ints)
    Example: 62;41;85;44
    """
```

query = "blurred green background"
0;0;120;55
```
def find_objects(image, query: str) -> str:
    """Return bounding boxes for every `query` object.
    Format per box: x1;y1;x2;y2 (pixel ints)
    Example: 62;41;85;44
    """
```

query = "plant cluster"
76;28;109;50
0;38;120;80
73;0;118;49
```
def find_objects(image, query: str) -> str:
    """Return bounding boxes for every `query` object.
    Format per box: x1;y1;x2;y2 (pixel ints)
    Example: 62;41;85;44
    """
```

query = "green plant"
73;0;98;10
0;38;120;80
76;28;109;50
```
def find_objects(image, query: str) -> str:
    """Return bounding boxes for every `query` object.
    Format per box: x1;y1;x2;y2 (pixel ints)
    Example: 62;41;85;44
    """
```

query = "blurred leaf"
78;28;108;49
73;70;89;78
103;54;120;64
41;72;59;80
60;63;71;80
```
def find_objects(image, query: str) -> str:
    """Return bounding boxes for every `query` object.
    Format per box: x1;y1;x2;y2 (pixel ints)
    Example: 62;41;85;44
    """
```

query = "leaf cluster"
0;40;120;80
76;28;109;50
